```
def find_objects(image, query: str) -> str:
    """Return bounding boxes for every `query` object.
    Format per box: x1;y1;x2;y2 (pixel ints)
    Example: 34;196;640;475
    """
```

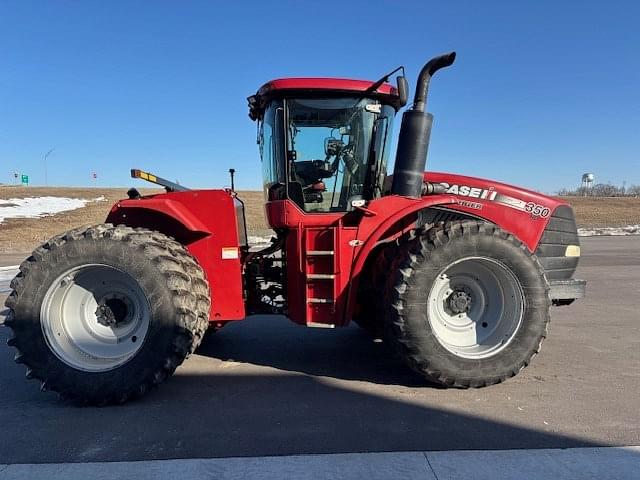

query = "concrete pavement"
1;447;639;480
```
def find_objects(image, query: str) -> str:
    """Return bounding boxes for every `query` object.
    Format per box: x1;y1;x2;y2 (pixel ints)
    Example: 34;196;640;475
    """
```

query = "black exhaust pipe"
391;52;456;197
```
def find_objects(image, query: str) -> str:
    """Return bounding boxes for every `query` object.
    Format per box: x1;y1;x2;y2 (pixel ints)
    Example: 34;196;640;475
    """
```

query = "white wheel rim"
427;256;525;359
41;264;150;372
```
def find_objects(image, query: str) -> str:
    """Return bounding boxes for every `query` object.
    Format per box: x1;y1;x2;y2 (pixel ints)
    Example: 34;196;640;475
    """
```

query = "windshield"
286;97;389;212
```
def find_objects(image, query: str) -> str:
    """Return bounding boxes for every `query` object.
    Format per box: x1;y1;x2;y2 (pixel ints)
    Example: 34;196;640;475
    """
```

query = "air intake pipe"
391;52;456;197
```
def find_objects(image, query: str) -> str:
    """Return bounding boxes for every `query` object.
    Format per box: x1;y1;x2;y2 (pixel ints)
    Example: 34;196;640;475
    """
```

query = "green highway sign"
21;174;28;185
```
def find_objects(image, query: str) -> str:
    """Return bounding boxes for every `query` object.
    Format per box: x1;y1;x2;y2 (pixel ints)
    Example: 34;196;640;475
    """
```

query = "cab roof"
248;77;401;120
258;78;397;96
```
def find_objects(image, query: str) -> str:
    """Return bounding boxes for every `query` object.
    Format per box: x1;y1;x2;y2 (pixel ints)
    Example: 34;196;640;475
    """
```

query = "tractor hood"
425;171;564;217
422;171;569;253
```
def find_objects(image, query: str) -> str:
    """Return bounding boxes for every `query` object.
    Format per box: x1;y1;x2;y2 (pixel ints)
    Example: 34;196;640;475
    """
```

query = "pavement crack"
423;451;439;480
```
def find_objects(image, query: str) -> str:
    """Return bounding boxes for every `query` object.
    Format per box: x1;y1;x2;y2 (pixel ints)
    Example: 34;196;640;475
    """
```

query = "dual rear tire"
4;224;210;405
380;220;551;387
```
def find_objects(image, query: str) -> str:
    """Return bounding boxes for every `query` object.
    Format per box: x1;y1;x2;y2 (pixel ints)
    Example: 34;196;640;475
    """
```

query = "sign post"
21;174;29;186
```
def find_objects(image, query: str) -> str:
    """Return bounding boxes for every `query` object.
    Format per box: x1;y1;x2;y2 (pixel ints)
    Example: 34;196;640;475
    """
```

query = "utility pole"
44;148;55;186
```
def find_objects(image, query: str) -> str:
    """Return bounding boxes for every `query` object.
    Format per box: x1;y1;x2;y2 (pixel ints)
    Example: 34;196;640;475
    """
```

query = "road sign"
21;174;28;186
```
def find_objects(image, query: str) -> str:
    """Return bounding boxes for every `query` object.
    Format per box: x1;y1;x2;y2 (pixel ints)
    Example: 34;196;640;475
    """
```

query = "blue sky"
1;0;638;193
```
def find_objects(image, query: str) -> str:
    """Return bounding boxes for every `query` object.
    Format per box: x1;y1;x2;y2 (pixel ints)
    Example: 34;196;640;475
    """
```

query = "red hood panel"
424;171;567;251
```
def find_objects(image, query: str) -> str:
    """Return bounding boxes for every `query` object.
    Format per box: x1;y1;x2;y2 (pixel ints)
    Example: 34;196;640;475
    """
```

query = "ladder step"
307;250;334;256
307;298;334;304
307;273;336;280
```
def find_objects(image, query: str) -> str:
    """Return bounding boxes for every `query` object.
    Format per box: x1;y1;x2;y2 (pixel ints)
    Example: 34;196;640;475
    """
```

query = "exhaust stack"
391;52;456;197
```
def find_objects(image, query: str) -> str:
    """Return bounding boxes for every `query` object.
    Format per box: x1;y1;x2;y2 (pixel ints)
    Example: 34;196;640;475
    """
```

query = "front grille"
535;205;580;280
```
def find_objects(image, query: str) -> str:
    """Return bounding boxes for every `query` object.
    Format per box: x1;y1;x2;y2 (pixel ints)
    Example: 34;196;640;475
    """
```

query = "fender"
352;194;456;272
106;190;246;321
345;194;456;322
107;197;211;243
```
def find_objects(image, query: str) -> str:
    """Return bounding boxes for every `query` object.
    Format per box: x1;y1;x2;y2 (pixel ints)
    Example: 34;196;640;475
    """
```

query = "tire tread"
4;223;210;405
385;220;551;388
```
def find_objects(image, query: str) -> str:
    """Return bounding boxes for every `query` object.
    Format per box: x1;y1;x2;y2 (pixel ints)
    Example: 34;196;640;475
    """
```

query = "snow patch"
0;265;19;278
0;265;19;294
0;196;103;224
578;225;640;236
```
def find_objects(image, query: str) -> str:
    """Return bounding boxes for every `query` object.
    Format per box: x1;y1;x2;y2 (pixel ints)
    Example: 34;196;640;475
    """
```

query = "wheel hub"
427;256;525;359
41;264;151;372
96;297;131;327
447;290;472;314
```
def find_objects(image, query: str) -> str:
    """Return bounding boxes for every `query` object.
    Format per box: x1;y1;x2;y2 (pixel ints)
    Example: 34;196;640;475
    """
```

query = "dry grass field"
1;186;638;253
561;196;640;229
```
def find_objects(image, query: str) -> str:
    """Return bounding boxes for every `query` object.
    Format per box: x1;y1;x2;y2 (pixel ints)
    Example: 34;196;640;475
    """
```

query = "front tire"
385;221;550;388
4;224;210;405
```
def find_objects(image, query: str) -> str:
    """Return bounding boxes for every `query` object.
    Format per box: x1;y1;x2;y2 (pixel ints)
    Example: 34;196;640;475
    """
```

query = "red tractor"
4;52;585;404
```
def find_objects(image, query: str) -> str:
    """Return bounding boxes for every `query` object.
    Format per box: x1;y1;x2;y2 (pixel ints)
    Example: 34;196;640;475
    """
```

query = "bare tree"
626;185;640;197
558;183;639;197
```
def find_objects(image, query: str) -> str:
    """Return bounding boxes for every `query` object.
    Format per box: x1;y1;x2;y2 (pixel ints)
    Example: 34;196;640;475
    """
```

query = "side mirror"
396;76;409;107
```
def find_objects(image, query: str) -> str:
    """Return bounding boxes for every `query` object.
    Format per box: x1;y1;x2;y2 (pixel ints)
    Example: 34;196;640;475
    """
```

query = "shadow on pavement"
197;315;435;388
0;369;606;464
0;314;624;465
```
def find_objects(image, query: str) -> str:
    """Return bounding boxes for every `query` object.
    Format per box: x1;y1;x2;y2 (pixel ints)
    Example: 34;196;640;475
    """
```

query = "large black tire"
4;224;210;405
353;230;417;337
353;241;399;338
385;220;550;388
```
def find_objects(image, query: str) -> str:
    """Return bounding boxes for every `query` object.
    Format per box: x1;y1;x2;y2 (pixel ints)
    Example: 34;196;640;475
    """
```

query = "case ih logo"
440;183;498;201
441;182;551;219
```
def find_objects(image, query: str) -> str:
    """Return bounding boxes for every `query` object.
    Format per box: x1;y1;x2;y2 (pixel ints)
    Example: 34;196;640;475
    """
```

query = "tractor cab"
244;58;456;328
248;78;406;214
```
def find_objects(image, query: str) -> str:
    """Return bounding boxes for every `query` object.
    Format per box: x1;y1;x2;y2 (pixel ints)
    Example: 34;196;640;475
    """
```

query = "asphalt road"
0;236;638;464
